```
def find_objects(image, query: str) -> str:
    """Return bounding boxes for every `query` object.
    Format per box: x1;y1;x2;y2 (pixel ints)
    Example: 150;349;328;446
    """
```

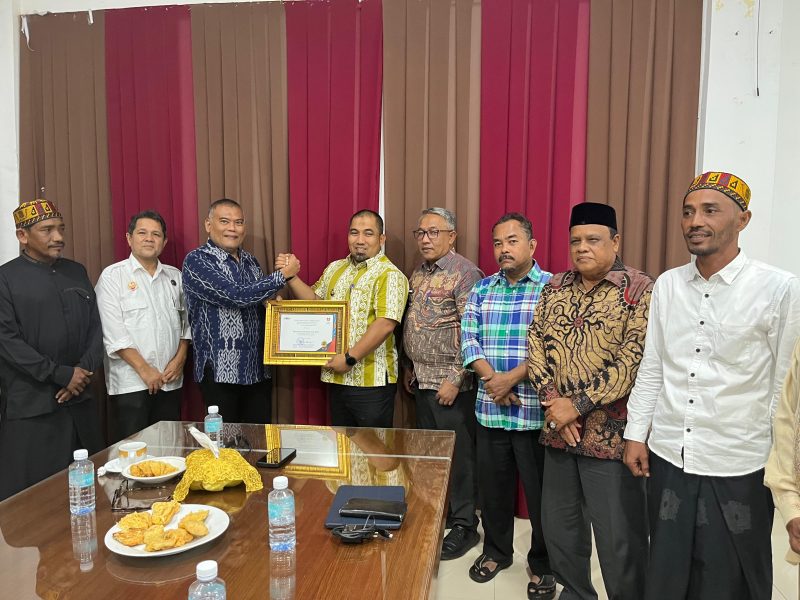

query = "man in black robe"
0;199;104;501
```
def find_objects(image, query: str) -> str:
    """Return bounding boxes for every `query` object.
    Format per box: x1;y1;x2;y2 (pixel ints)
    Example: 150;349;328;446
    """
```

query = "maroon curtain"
285;0;383;424
105;6;199;268
479;0;589;276
480;0;590;517
105;6;204;421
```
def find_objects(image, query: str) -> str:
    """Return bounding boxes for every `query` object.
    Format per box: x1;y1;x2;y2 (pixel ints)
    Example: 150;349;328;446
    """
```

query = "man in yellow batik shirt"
282;210;408;427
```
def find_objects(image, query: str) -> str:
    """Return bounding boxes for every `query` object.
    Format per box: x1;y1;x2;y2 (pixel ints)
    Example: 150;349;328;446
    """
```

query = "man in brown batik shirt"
403;207;483;560
527;202;653;600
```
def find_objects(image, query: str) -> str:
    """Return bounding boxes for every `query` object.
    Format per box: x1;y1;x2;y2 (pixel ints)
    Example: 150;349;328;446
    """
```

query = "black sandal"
527;574;556;600
468;553;512;583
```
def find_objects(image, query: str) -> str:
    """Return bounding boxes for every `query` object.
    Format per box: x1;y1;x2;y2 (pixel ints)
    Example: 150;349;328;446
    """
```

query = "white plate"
103;454;156;474
104;504;230;558
122;456;187;484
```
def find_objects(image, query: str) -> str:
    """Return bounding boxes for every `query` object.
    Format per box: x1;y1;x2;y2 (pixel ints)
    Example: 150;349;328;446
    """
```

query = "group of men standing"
403;171;800;600
2;170;800;600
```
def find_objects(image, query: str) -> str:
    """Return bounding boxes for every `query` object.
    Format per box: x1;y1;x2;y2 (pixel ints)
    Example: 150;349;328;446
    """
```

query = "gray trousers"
542;447;647;600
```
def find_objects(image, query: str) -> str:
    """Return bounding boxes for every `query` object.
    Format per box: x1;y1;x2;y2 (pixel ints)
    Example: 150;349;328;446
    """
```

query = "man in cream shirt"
766;339;800;565
96;210;191;441
623;172;800;600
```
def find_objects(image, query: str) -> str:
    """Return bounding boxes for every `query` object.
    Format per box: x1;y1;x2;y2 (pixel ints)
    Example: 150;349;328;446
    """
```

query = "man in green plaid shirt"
461;212;555;599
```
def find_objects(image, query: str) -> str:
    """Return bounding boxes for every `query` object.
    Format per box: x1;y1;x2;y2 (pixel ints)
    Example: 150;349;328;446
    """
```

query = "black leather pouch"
338;497;408;522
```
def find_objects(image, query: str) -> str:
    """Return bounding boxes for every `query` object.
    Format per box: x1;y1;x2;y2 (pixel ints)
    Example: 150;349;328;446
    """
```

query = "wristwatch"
344;352;358;367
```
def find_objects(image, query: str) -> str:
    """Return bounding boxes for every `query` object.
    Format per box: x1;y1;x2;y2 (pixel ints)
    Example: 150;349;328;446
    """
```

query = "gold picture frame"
263;300;348;366
265;425;351;480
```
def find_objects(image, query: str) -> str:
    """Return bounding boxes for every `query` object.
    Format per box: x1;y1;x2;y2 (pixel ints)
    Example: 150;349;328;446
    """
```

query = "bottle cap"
73;449;88;461
273;476;288;490
208;405;219;415
196;560;218;581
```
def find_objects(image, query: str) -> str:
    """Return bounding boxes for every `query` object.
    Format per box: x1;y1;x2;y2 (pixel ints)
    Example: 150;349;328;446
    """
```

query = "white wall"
0;0;20;264
697;0;799;276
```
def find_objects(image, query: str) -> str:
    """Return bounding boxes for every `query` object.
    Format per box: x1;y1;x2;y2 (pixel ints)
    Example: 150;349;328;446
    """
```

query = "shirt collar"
422;249;456;273
205;238;241;263
570;256;627;289
490;261;544;286
686;249;748;284
20;250;59;268
349;250;385;269
127;253;164;278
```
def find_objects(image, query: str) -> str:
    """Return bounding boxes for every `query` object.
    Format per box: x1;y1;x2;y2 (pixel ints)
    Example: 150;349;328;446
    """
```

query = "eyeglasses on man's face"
412;228;454;240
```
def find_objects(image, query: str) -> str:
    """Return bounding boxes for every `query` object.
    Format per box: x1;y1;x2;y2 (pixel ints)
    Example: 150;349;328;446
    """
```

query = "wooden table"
0;422;454;599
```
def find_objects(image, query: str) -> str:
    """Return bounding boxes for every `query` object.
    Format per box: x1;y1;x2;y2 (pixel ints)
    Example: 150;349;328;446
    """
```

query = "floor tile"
434;514;799;599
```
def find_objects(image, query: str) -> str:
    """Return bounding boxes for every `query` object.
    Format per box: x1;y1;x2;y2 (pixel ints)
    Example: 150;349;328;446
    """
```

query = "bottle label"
69;471;94;487
205;421;221;434
268;497;295;521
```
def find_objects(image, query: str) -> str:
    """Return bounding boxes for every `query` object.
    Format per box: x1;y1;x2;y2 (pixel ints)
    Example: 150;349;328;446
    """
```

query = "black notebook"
324;485;406;530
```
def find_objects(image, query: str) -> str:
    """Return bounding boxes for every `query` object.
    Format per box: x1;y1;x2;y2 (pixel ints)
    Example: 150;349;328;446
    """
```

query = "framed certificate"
265;425;351;480
263;300;348;366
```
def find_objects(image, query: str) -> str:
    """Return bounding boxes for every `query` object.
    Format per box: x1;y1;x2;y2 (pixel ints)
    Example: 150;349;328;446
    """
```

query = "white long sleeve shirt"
95;254;191;395
625;251;800;476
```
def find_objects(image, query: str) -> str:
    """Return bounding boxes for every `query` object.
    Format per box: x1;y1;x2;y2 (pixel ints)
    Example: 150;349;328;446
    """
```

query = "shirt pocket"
712;323;759;365
121;295;150;330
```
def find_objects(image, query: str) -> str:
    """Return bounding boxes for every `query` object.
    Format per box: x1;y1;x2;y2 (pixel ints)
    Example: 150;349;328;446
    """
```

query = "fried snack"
150;500;181;526
112;528;145;547
164;527;193;548
130;460;178;478
117;510;152;531
173;448;263;501
181;509;209;523
179;509;209;537
143;525;175;552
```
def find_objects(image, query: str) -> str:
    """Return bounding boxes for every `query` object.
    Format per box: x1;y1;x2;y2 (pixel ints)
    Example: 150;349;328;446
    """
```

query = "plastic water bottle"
268;476;296;552
70;511;98;572
68;449;95;515
188;560;226;599
204;405;224;450
270;550;296;599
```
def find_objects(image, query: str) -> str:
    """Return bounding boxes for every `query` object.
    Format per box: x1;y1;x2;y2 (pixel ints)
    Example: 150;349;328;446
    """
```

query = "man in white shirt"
623;172;800;600
96;211;191;441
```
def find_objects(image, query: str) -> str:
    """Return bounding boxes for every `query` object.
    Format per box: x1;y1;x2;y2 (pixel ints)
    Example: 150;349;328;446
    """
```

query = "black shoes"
440;524;480;561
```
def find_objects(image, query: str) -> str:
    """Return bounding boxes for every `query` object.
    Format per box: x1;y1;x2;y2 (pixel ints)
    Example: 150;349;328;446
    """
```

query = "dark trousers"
476;424;550;576
542;447;647;600
328;383;396;428
645;452;774;600
0;398;104;501
109;388;182;442
414;385;478;529
198;368;272;424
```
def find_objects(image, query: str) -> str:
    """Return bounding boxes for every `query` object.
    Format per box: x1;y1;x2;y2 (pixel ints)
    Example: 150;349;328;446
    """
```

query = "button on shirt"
95;254;191;395
183;240;286;385
626;252;800;476
461;263;552;431
313;251;409;387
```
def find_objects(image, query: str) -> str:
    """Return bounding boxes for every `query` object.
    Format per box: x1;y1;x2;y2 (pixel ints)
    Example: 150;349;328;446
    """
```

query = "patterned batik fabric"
183;240;286;384
313;251;409;387
461;263;552;431
529;259;654;460
403;251;484;392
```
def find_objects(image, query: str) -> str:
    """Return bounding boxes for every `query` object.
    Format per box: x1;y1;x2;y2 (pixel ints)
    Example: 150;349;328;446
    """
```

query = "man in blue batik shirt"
183;198;300;423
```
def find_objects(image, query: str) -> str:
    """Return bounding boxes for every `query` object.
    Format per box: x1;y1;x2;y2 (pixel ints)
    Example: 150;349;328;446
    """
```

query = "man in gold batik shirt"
282;210;409;427
527;202;653;600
